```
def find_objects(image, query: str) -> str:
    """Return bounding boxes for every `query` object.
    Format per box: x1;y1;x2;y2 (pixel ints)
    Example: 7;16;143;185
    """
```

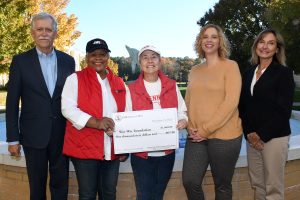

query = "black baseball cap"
86;38;111;53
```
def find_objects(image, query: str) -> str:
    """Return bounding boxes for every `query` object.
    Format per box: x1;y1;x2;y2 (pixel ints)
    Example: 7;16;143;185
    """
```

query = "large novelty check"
112;108;179;154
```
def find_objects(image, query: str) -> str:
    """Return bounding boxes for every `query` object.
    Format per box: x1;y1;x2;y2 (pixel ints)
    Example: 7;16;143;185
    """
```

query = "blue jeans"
131;152;175;200
71;158;120;200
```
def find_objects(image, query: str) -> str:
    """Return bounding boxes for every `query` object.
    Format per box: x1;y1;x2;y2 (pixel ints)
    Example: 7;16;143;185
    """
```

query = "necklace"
256;65;267;80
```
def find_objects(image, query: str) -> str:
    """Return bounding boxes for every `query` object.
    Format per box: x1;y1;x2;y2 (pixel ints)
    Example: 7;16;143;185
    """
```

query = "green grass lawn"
179;87;186;98
293;106;300;111
294;88;300;102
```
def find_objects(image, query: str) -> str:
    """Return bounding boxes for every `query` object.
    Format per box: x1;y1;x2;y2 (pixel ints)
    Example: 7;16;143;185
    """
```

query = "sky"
65;0;219;58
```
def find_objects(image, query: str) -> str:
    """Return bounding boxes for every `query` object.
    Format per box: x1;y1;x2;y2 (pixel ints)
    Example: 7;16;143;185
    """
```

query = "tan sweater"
185;59;242;140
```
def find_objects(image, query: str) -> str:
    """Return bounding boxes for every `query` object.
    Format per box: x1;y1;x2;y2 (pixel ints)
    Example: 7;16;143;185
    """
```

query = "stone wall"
1;159;300;200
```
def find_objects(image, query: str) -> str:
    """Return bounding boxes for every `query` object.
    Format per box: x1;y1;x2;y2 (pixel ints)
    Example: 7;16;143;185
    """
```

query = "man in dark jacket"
6;12;75;200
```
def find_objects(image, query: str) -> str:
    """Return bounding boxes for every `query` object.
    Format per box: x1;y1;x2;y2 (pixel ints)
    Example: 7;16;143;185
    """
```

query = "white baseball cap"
138;45;161;58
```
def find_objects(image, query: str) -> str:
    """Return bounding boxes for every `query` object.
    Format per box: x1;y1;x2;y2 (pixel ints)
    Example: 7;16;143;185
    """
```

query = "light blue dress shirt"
9;48;58;145
36;48;57;97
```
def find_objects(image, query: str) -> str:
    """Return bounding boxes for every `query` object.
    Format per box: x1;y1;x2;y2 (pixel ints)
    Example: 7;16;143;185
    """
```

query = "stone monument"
125;45;139;73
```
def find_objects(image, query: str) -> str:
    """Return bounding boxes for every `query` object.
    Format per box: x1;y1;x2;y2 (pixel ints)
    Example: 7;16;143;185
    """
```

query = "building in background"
68;47;85;71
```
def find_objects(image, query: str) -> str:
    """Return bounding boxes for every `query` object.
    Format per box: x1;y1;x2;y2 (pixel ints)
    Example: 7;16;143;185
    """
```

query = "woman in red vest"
127;45;188;200
61;38;127;200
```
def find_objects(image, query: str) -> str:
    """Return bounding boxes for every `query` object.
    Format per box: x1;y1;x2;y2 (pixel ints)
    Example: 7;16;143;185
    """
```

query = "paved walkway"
294;102;300;106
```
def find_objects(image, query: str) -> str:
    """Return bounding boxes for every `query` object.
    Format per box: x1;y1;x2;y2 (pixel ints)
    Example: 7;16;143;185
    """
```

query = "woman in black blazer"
239;29;295;200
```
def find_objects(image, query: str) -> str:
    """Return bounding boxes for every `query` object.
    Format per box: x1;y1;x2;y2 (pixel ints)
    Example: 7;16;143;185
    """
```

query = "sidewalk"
294;102;300;106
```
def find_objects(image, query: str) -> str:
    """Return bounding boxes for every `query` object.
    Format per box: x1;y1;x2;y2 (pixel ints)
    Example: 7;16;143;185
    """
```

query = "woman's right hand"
97;117;115;136
86;116;114;136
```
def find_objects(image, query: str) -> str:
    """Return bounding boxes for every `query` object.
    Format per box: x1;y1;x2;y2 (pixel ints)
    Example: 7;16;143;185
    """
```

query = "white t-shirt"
126;78;188;156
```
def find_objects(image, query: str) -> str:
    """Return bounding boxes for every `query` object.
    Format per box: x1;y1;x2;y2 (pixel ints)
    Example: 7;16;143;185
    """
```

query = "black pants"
182;135;242;200
71;158;120;200
23;141;69;200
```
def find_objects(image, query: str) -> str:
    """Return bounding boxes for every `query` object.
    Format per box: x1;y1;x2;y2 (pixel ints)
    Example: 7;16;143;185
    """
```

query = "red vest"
63;67;126;160
128;70;178;158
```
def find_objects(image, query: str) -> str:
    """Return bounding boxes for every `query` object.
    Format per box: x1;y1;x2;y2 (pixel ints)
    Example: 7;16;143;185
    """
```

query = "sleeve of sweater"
202;61;242;137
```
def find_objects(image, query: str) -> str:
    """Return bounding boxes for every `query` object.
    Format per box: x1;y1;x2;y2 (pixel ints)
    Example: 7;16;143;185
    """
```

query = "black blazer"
239;61;295;143
6;48;75;148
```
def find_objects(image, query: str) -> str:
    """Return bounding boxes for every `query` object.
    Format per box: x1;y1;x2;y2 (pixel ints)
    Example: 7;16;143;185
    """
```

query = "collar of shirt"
250;65;267;96
254;65;267;77
36;47;56;58
36;47;57;97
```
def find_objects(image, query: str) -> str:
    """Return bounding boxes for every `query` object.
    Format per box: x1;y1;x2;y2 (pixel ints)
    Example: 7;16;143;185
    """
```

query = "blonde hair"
250;29;286;66
194;24;230;59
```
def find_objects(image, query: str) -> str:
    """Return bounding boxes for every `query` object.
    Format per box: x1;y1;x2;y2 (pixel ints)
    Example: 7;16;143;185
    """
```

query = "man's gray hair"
31;12;58;32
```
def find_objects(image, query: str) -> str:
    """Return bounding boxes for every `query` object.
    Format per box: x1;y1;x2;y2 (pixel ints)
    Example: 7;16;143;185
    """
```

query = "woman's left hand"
177;119;188;129
105;128;114;136
247;132;264;151
187;128;207;142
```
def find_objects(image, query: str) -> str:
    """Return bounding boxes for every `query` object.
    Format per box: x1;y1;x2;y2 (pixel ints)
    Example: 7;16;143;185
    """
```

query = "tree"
176;57;197;82
107;58;119;75
197;0;269;72
79;57;86;70
265;0;300;73
0;0;80;73
0;0;32;73
30;0;81;52
111;57;132;81
161;57;177;80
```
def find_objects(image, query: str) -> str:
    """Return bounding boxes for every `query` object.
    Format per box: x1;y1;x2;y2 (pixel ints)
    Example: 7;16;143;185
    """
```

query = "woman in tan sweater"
182;24;243;200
